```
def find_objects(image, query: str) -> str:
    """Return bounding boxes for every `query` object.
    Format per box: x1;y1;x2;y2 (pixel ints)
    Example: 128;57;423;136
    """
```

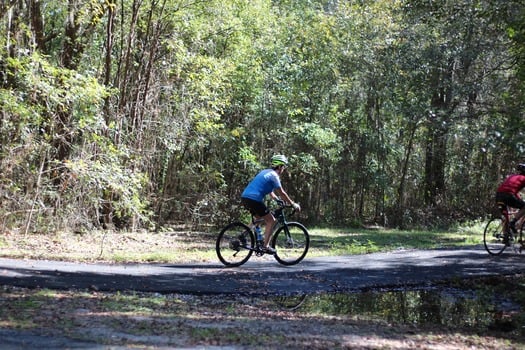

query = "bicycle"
483;202;524;255
215;201;310;267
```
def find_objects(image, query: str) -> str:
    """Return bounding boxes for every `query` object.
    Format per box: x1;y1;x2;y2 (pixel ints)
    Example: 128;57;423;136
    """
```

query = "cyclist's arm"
273;188;300;211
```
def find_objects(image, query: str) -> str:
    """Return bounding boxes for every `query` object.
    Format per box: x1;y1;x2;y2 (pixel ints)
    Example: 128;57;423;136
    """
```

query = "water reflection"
275;287;522;333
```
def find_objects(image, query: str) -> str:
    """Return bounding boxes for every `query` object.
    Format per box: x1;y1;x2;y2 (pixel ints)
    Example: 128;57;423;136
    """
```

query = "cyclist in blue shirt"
241;154;301;254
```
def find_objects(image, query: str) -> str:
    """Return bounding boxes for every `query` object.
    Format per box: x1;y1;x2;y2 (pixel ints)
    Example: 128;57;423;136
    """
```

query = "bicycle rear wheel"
272;222;309;265
216;222;254;267
483;217;508;255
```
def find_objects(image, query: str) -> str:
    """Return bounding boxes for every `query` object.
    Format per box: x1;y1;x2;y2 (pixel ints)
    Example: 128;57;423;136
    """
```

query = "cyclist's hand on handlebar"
292;202;301;211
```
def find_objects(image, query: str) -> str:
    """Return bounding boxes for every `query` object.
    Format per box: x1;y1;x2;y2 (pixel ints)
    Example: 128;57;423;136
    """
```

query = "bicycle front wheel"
483;217;507;255
272;222;310;265
216;222;254;267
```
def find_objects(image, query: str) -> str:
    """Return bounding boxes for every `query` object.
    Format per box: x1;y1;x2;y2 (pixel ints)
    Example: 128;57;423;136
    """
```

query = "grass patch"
307;226;480;258
0;225;483;264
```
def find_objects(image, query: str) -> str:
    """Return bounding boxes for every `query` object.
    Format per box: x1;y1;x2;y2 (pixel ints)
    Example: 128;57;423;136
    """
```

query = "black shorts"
241;197;270;217
495;192;525;209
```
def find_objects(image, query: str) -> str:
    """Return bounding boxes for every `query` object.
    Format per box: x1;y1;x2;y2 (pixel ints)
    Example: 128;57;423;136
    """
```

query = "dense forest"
1;0;525;234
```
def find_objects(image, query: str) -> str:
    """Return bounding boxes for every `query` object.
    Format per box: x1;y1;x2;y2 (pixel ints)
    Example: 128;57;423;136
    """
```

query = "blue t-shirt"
241;169;281;202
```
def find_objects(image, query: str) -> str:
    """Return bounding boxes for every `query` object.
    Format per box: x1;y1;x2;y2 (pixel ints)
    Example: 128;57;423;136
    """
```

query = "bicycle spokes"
272;222;309;265
483;217;517;256
216;222;254;267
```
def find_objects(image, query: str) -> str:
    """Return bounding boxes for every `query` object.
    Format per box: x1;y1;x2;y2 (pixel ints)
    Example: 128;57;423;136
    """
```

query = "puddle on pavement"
274;286;524;334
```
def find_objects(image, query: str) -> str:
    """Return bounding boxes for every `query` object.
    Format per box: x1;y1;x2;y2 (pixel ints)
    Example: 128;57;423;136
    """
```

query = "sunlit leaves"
1;0;524;231
64;156;151;225
293;122;341;160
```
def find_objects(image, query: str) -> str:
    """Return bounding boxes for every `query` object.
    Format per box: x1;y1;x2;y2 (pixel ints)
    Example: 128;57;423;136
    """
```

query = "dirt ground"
1;284;522;349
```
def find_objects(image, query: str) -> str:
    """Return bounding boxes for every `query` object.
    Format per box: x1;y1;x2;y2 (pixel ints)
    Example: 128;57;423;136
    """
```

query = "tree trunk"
396;119;419;226
424;60;453;205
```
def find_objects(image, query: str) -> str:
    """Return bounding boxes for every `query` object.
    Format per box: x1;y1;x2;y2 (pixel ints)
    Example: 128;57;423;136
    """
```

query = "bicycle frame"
248;206;294;254
250;207;295;239
496;202;524;231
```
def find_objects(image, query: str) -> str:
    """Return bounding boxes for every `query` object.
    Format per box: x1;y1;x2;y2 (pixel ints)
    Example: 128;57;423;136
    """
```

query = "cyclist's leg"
496;193;519;231
241;198;275;251
507;194;525;229
261;212;276;248
514;206;525;227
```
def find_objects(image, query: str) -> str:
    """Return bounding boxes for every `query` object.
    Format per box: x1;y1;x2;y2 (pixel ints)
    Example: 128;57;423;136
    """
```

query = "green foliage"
1;0;525;232
0;49;149;232
64;157;151;227
292;123;342;161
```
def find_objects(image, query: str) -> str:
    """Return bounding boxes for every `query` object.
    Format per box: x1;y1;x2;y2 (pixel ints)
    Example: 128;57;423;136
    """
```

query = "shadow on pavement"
0;246;523;296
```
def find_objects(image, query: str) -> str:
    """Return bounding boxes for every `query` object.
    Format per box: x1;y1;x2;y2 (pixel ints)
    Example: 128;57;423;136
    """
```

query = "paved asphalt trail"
0;245;524;296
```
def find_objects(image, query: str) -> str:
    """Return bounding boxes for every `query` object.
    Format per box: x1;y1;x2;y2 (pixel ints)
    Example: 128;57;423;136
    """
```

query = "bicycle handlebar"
274;200;298;216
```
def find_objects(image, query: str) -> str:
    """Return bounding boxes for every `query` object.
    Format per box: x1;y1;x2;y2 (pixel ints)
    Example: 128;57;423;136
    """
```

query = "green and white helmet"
271;154;288;167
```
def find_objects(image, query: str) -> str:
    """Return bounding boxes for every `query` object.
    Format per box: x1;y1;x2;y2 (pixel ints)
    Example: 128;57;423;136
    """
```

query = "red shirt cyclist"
496;163;525;231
